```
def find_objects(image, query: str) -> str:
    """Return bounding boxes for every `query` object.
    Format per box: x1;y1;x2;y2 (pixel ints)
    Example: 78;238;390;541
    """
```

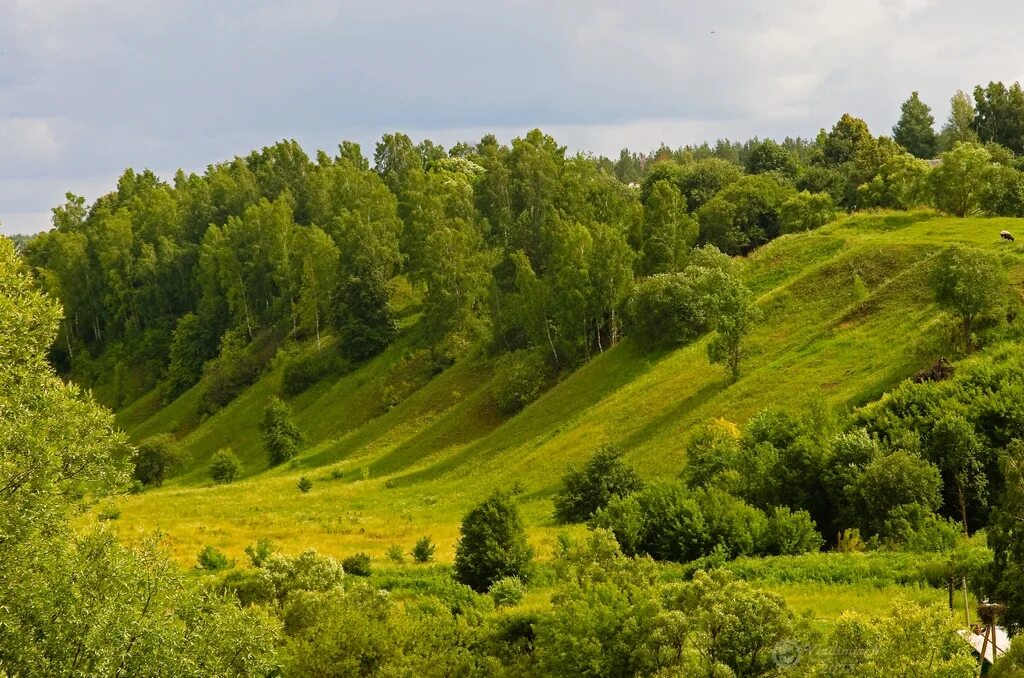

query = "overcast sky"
2;0;1022;234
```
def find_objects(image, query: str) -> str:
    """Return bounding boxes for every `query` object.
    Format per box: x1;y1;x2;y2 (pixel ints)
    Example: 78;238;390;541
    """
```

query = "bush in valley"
265;549;346;604
220;548;345;607
489;576;526;608
280;582;476;676
262;395;305;465
196;545;231;571
553;444;644;523
209;447;242;484
593;482;823;563
411;536;436;563
342;552;372;577
764;506;825;555
534;530;813;678
826;599;976;676
133;433;187;487
492;348;551;414
281;349;342;396
386;544;405;564
454;491;533;592
681;417;743;489
843;450;943;538
297;476;313;493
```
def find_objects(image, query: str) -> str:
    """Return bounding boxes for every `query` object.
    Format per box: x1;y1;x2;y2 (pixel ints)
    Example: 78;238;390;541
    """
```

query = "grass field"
108;210;1024;617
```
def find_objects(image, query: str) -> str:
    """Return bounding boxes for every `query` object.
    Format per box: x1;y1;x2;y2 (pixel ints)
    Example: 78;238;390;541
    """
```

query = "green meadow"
108;210;1023;618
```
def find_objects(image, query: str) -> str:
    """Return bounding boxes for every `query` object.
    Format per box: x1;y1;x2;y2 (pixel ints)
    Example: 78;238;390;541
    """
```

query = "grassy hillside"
111;211;1024;570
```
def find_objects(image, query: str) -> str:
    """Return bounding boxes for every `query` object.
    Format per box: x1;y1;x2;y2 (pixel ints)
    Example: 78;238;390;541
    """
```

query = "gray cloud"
2;0;1023;234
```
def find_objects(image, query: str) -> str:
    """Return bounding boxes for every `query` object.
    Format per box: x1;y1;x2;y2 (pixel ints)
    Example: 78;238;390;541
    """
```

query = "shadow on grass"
302;359;497;470
617;378;729;454
382;342;665;489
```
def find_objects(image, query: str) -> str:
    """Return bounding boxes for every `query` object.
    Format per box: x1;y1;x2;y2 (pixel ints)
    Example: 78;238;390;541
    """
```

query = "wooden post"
962;577;970;628
979;625;990;673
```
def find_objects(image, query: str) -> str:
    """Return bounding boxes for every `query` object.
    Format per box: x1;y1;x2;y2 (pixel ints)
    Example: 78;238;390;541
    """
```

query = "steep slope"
113;212;1024;563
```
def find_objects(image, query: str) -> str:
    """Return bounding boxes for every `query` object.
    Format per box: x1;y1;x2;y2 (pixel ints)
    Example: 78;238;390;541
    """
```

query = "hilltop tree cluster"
20;80;1024;422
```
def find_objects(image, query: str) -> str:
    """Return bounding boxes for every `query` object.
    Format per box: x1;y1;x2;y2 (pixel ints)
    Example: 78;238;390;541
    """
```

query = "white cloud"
0;118;60;166
2;0;1024;232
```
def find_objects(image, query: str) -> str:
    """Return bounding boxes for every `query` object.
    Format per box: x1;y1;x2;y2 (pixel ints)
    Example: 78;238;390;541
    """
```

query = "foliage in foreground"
0;238;279;675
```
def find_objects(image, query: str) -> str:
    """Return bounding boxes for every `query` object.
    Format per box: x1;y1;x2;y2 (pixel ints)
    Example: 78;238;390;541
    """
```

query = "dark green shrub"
553;445;644;523
197;545;231;571
133;433;186;487
411;536;436;563
489;576;526;608
595;483;820;563
165;312;217;399
209;448;242;484
342;552;372;577
297;476;313;493
198;330;266;415
846;450;942;537
492;349;550;414
262;396;305;465
281;350;339;396
624;272;709;350
765;507;824;555
454;491;533;592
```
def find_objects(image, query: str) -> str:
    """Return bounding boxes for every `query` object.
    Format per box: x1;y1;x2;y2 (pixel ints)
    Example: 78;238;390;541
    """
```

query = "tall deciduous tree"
746;138;799;177
706;270;761;382
972;81;1024;154
931;243;1005;350
925;413;990;535
820;114;875;166
637;180;696;275
697;175;794;255
293;226;340;351
930;142;995;217
940;90;979;150
892;91;939;159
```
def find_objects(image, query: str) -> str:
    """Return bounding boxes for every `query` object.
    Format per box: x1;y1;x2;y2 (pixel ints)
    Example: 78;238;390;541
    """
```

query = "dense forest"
4;82;1024;675
23;83;1024;411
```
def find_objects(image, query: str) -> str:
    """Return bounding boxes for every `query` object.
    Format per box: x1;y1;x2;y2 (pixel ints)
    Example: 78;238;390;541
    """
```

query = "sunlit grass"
114;211;1024;577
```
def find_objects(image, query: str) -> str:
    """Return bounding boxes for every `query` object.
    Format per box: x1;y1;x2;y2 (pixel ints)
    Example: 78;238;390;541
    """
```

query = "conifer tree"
893;91;938;159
